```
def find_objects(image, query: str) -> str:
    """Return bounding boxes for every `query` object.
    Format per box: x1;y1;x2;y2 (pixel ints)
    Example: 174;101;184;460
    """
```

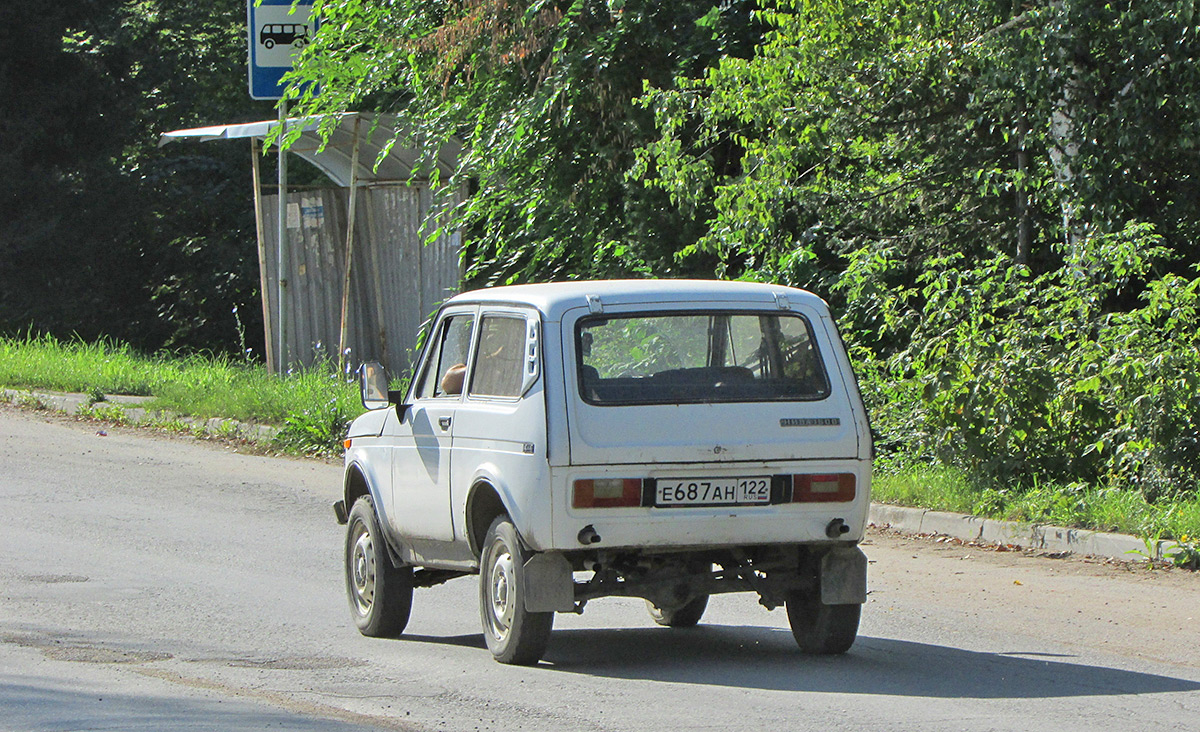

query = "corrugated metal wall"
261;185;461;376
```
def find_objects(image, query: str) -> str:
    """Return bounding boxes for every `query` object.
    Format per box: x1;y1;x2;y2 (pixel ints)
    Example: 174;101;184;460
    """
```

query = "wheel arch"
343;461;378;515
465;479;513;558
344;461;406;567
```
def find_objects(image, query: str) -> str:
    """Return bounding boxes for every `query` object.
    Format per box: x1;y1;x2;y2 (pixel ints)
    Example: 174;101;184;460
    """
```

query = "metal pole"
250;138;276;373
338;116;362;376
276;99;289;374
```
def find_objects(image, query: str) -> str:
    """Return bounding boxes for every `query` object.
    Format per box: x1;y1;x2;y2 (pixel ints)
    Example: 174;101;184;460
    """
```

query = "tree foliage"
288;0;765;285
1;0;272;355
7;0;1200;504
284;0;1200;498
635;0;1200;498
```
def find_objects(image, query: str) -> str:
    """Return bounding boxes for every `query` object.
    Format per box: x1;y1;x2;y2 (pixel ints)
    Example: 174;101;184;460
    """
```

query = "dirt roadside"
862;525;1199;669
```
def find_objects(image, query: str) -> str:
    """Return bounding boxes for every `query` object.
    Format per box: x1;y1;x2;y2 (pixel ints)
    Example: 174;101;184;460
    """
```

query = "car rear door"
561;301;861;466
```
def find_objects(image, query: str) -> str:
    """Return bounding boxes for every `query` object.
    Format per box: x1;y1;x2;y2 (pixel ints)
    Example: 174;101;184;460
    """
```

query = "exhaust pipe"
825;518;850;539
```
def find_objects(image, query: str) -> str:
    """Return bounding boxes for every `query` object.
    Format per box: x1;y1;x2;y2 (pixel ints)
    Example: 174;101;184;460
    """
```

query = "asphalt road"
3;405;1199;731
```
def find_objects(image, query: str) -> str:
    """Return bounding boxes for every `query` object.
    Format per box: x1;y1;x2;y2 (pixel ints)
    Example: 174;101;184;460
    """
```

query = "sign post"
275;101;289;374
247;0;316;373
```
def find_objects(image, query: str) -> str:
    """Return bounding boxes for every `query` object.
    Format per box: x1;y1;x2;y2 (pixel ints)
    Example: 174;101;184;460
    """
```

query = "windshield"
576;311;830;405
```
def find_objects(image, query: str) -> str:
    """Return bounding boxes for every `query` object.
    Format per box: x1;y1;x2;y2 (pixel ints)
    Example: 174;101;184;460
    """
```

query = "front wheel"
345;496;413;637
479;516;553;665
785;591;860;655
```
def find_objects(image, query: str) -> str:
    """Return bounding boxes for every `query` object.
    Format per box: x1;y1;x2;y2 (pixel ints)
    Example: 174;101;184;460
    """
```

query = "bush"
850;221;1200;503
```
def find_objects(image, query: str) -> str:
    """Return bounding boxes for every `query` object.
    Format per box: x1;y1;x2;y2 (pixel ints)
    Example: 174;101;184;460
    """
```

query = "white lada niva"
334;280;872;664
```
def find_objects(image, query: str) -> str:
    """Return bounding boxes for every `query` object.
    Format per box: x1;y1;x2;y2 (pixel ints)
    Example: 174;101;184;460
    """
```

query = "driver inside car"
440;363;467;395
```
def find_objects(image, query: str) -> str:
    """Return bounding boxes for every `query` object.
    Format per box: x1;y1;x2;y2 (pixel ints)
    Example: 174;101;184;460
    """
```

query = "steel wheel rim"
485;542;516;641
350;523;375;616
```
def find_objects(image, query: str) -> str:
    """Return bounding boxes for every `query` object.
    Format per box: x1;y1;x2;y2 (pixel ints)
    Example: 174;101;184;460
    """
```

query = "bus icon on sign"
259;23;308;49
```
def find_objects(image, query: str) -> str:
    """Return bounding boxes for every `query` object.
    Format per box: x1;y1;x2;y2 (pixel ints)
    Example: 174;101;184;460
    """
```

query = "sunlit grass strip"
0;333;359;456
874;465;1200;542
0;334;169;396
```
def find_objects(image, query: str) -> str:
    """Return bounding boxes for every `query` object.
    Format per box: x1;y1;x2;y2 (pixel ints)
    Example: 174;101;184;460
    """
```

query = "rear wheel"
785;591;860;655
345;496;413;637
479;516;554;665
646;595;709;628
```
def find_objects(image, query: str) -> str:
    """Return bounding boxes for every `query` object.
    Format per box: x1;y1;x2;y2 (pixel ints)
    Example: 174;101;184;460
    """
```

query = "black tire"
785;591;860;655
264;38;275;49
479;516;553;665
646;595;709;628
345;496;413;638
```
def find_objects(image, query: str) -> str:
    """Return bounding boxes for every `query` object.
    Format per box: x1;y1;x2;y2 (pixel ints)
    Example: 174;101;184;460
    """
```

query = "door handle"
438;416;451;431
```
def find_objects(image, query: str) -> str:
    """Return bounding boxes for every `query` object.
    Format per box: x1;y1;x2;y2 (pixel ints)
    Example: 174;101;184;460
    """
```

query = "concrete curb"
2;388;279;443
868;503;1163;564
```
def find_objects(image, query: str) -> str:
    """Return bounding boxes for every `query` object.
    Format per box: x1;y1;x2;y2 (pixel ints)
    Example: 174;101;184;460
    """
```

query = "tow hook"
577;525;602;545
825;518;850;539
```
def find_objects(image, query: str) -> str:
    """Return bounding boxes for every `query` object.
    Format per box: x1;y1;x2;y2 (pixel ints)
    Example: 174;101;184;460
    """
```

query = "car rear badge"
780;417;841;427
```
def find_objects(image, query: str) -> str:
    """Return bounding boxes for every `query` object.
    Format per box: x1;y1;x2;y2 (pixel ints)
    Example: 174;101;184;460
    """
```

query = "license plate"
654;477;772;507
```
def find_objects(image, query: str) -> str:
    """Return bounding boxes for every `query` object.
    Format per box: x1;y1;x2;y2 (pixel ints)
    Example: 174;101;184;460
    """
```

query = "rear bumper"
544;459;871;552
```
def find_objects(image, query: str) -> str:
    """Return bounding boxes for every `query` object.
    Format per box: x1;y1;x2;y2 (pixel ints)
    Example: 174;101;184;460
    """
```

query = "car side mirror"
360;361;391;410
360;361;412;419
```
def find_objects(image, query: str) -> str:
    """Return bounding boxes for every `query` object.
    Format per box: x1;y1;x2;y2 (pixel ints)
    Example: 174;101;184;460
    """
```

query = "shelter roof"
159;113;459;186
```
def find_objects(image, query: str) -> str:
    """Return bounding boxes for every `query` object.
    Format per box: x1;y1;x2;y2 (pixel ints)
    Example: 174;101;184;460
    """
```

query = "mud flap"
522;552;575;612
820;545;868;605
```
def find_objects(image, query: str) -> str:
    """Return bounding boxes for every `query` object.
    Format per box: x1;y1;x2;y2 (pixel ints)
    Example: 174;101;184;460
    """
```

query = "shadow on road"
527;625;1200;699
396;633;486;650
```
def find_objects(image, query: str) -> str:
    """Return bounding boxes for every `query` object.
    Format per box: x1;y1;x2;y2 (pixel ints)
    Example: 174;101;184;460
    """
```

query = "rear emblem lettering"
780;418;840;427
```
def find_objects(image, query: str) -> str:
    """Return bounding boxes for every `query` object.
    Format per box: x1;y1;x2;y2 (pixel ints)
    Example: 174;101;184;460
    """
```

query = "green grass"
874;464;1200;542
1;333;359;457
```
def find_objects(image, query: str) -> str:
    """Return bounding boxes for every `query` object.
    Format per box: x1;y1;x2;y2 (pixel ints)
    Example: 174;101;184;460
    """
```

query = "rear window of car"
576;311;830;405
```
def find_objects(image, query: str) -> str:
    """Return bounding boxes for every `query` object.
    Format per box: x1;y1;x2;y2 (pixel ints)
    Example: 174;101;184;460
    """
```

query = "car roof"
443;279;828;321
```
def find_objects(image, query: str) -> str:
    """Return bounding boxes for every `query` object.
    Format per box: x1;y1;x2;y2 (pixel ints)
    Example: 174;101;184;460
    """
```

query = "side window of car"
414;314;476;400
468;315;528;398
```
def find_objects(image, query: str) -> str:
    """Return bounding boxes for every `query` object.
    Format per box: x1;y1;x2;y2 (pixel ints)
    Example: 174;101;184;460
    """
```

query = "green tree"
287;0;764;285
637;0;1059;292
636;0;1200;496
1;1;273;355
0;1;141;341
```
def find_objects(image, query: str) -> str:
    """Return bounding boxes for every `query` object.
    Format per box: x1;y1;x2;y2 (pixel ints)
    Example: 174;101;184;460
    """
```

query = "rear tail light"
791;473;856;503
572;478;642;508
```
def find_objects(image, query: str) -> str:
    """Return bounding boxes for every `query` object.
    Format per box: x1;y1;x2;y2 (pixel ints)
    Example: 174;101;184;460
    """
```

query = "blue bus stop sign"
247;0;317;100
